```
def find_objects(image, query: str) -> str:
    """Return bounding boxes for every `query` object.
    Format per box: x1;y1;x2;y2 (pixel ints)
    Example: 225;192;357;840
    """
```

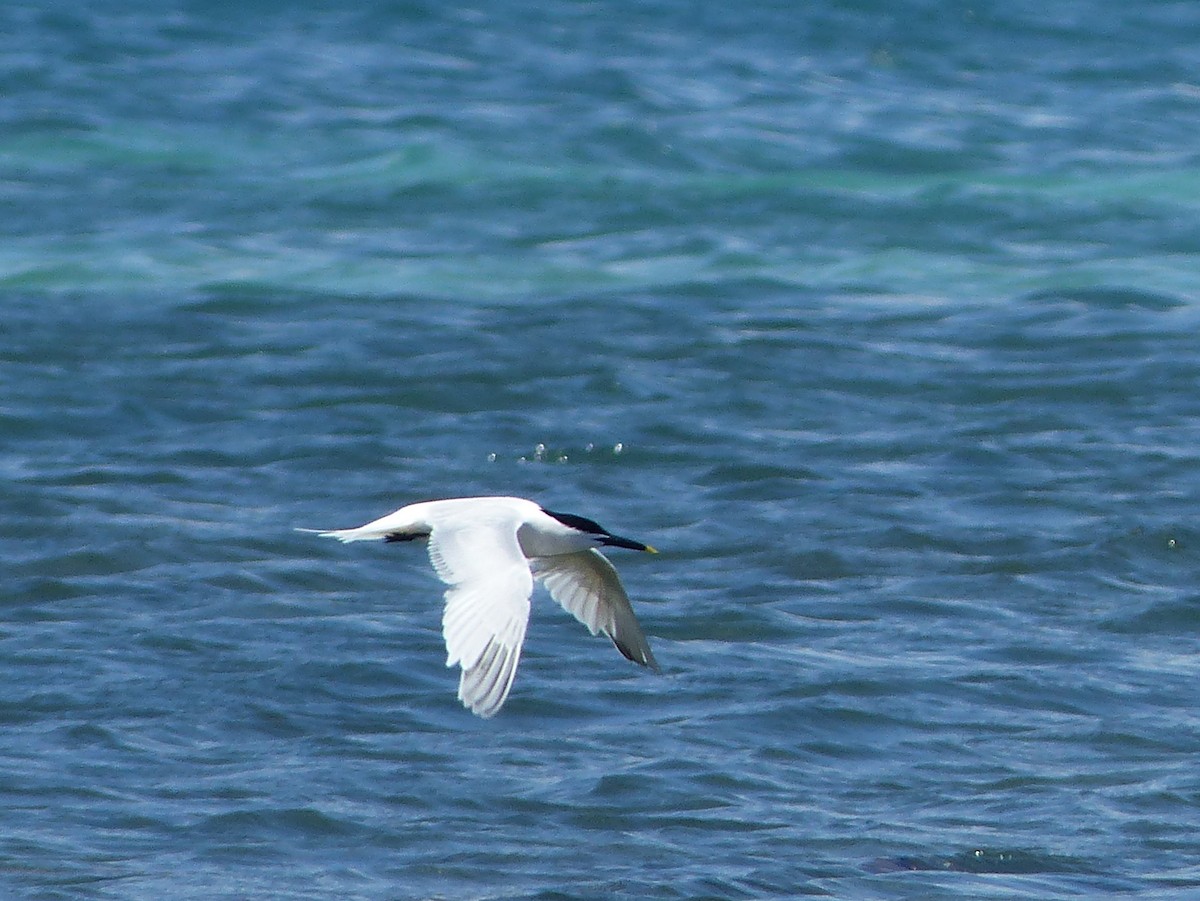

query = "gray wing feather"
532;549;660;673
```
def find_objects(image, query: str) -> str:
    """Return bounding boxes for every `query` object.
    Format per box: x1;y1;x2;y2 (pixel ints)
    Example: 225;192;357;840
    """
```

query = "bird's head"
542;508;658;553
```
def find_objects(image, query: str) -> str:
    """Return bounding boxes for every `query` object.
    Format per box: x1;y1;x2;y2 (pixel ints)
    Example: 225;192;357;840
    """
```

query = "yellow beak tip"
644;545;659;554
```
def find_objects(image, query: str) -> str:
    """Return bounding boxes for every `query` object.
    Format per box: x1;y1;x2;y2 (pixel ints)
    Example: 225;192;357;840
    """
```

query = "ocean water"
4;2;1200;898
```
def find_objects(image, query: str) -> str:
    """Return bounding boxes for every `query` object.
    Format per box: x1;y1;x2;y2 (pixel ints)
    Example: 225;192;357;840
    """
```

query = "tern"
301;496;660;718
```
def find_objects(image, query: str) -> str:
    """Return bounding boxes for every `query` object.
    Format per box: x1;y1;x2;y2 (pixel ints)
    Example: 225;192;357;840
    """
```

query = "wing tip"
456;638;523;719
613;638;662;674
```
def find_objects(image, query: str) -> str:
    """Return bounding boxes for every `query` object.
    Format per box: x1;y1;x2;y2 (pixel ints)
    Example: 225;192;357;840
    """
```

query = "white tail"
294;526;381;543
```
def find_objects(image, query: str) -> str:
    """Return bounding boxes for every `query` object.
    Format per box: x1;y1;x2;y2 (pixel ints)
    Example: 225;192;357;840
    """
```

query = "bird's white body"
302;496;659;717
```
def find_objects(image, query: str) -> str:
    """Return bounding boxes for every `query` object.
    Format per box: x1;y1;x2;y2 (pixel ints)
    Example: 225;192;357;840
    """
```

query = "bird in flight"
301;496;660;717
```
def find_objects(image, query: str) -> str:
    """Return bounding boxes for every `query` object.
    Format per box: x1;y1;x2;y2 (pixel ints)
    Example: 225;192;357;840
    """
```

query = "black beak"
601;533;658;553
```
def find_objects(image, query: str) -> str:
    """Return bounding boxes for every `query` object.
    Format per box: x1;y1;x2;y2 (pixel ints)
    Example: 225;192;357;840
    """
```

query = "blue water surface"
3;2;1200;899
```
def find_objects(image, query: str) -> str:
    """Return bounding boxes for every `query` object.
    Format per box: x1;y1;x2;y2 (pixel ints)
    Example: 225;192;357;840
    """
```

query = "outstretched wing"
428;511;534;718
532;549;660;673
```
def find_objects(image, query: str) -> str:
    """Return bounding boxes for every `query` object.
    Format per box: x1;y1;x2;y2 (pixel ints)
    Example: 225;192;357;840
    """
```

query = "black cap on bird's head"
542;508;658;553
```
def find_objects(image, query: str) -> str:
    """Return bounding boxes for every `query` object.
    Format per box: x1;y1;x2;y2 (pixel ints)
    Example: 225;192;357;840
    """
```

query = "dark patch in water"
865;848;1095;875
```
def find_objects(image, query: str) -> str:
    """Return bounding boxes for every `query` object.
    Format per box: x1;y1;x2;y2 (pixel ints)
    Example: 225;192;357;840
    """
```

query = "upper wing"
429;510;534;718
532;549;660;673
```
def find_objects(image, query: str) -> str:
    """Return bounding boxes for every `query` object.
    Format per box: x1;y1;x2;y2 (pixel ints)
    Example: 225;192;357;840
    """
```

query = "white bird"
301;496;660;718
